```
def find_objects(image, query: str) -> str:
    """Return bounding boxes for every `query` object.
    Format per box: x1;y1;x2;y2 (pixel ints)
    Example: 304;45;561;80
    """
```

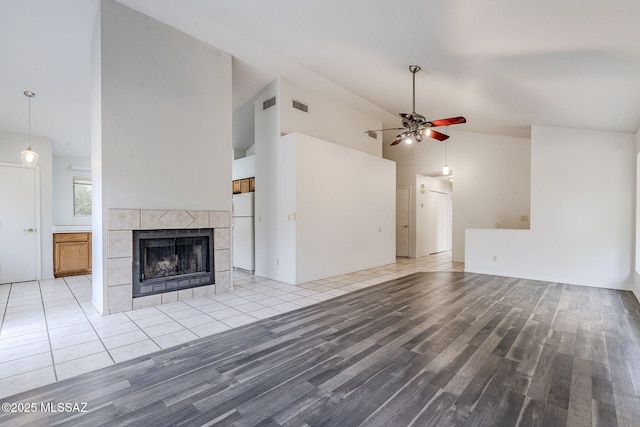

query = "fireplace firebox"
132;228;214;298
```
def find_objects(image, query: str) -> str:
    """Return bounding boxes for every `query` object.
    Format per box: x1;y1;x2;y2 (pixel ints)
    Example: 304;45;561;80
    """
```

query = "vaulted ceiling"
1;0;639;157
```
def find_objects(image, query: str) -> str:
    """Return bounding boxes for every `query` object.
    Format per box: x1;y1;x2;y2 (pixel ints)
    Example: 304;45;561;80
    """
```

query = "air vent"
263;96;276;110
292;99;308;113
366;131;378;140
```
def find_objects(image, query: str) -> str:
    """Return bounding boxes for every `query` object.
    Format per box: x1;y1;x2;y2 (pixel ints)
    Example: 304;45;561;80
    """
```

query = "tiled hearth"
107;209;231;313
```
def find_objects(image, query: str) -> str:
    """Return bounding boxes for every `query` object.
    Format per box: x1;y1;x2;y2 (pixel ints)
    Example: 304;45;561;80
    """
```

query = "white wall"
232;155;255;180
233;92;259;159
280;78;383;157
254;78;395;284
93;0;232;313
466;125;635;290
254;79;282;280
295;133;396;283
634;128;640;301
0;132;54;280
100;1;231;212
91;6;104;312
52;156;91;228
384;130;531;261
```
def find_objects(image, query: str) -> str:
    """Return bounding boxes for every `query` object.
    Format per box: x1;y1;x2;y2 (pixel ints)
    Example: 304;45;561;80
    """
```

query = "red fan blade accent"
430;116;466;127
390;137;402;146
428;129;450;141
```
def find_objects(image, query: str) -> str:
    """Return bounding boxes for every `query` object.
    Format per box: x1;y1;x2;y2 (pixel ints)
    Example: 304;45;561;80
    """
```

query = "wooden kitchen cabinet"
232;177;255;194
232;180;241;194
240;178;250;193
53;232;92;277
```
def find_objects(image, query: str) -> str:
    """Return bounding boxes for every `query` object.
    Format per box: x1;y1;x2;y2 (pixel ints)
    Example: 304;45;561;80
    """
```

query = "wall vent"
366;131;378;139
292;99;308;113
263;96;276;110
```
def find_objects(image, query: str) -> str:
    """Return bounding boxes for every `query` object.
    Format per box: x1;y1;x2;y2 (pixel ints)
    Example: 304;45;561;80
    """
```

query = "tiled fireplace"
107;209;231;313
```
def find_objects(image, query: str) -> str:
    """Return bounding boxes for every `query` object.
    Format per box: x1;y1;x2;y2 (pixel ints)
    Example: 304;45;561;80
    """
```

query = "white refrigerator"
232;192;255;272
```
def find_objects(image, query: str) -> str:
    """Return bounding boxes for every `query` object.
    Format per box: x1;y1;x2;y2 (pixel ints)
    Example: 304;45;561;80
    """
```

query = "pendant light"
442;127;450;176
20;91;39;166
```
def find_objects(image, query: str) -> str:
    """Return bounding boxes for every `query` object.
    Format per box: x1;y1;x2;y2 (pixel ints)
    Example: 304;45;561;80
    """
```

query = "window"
73;177;92;216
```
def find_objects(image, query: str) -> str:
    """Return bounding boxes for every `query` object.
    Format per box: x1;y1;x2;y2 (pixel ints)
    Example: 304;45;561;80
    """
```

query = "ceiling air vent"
366;131;378;139
292;99;308;113
263;96;276;110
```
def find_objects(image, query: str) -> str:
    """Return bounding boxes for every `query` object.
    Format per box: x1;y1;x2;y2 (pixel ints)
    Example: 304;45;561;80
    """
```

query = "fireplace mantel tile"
108;231;132;258
215;271;230;293
161;292;178;304
188;211;210;228
105;208;231;314
193;284;216;297
109;209;140;230
159;210;195;228
140;210;168;229
132;294;162;310
214;228;230;250
109;284;133;313
210;211;230;228
178;289;194;301
107;257;133;287
214;250;230;272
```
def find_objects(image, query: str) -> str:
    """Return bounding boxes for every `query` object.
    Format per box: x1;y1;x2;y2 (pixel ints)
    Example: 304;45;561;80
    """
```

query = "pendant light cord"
28;94;32;150
24;91;36;150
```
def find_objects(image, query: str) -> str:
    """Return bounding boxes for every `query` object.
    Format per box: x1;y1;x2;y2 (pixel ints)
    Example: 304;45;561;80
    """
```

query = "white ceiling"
2;0;640;157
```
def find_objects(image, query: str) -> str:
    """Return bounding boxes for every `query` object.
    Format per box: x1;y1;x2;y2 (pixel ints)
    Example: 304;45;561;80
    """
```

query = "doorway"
0;163;40;283
396;187;410;257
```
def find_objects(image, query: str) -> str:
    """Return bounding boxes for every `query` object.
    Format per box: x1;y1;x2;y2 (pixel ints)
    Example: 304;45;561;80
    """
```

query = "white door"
0;164;38;284
396;188;410;257
427;190;448;254
233;217;255;271
232;193;254;217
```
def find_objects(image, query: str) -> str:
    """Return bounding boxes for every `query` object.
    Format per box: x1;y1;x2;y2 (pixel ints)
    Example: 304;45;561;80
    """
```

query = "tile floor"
0;253;461;399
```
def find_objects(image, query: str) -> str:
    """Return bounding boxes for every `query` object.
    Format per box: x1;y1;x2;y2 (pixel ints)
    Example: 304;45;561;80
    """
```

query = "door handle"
402;225;408;228
23;228;36;233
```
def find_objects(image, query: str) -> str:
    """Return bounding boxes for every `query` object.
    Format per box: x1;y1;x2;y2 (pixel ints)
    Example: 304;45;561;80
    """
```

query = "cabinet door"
56;242;90;273
240;178;250;193
232;180;241;194
53;233;92;277
249;177;255;192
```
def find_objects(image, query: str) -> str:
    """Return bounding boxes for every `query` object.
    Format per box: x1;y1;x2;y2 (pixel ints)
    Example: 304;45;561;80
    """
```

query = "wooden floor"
2;272;640;426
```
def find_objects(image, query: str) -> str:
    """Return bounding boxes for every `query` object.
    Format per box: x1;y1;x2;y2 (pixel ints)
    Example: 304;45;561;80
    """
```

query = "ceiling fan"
366;65;466;146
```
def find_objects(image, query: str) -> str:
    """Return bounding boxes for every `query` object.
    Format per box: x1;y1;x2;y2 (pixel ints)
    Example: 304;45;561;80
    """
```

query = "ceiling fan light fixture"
442;164;450;176
364;65;466;146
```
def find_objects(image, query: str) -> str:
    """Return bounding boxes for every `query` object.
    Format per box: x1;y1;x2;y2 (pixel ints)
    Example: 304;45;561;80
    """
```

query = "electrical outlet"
520;215;529;222
492;255;497;261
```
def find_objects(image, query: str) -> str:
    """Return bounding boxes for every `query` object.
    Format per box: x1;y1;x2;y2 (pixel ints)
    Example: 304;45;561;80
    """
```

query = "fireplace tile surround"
106;209;231;314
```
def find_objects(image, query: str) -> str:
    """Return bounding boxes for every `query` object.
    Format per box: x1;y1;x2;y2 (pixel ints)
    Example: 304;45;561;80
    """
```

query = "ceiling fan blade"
430;116;467;127
364;127;405;133
390;137;402;146
427;129;450;141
